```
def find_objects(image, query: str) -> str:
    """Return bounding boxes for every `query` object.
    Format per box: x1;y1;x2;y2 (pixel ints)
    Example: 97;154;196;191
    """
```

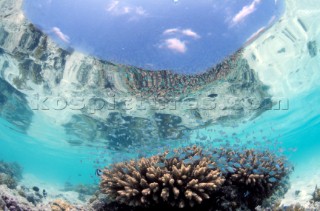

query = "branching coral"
100;146;225;208
100;146;292;210
212;148;290;209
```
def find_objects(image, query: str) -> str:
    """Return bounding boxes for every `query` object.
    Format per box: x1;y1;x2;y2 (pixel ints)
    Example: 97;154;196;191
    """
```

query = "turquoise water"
1;82;319;187
1;0;320;209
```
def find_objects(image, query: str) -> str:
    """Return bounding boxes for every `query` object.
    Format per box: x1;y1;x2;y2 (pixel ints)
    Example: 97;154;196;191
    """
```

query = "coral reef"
0;161;22;190
50;199;75;211
101;146;225;208
0;173;17;189
0;160;22;180
100;146;292;210
0;185;41;211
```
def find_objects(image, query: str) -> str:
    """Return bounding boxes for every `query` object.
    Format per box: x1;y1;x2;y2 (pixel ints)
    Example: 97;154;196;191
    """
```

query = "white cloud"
182;29;200;39
160;28;200;53
164;38;187;53
163;28;200;39
107;0;119;12
106;0;147;16
163;28;180;35
135;7;146;16
52;27;70;43
232;0;261;24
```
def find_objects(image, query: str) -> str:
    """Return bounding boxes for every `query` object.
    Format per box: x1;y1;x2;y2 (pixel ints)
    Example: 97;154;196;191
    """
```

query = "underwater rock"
100;146;292;210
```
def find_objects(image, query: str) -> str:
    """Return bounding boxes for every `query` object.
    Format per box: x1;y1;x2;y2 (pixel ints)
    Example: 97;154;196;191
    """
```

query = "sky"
24;0;284;74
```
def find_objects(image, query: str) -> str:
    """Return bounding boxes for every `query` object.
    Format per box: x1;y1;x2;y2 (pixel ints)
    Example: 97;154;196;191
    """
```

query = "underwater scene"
0;0;320;210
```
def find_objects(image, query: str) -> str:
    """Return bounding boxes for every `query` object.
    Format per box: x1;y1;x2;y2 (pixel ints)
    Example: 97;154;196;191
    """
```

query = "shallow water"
1;0;320;209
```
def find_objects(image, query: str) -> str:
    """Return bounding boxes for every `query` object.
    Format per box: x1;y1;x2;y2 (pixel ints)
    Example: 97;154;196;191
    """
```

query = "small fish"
244;191;250;197
227;167;235;173
32;186;39;192
268;177;277;183
43;189;47;198
269;171;276;176
233;163;242;168
95;169;103;176
192;155;201;160
208;164;215;169
183;159;193;165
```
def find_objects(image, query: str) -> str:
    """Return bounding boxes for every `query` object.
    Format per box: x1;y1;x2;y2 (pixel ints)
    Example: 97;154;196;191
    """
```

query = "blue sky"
24;0;284;74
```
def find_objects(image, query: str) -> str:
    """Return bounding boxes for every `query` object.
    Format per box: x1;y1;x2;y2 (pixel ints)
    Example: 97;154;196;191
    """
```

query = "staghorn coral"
213;148;291;210
100;146;225;208
100;146;292;210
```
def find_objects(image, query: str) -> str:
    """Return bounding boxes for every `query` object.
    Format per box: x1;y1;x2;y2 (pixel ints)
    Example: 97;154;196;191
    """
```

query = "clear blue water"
1;86;319;186
23;0;284;73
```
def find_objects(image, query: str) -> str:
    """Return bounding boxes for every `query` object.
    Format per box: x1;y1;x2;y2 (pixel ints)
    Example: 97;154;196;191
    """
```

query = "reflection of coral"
100;146;292;210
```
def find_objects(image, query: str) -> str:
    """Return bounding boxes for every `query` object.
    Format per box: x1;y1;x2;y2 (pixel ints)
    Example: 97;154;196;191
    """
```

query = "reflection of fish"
96;169;102;176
